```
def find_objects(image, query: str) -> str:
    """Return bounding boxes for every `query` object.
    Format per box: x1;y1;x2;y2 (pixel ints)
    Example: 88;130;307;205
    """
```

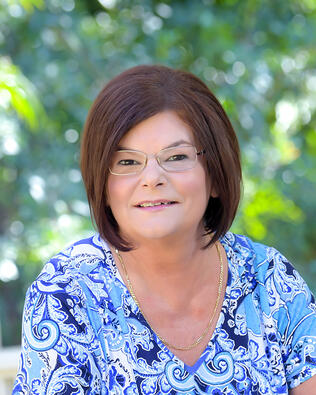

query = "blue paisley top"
13;232;316;394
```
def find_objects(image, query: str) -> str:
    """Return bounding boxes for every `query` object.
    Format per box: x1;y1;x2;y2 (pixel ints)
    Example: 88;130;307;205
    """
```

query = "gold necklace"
114;242;224;351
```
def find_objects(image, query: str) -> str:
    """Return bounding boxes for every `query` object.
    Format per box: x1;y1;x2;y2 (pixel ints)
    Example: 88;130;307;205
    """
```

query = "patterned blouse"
13;232;316;394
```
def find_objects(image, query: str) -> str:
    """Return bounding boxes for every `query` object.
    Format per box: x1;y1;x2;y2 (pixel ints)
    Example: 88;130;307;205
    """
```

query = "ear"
210;188;218;198
206;176;218;199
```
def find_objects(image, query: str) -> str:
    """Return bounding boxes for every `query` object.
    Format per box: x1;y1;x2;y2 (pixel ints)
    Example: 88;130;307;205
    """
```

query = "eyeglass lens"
110;145;198;175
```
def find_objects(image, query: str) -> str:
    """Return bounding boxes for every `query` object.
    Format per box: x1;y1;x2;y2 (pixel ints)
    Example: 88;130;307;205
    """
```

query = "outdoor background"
1;0;316;347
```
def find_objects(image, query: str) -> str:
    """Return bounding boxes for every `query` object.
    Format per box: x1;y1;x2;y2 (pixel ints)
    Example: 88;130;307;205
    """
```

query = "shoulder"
24;233;116;310
221;231;279;262
221;231;298;284
36;233;113;283
222;232;315;305
222;231;315;313
22;233;116;335
16;235;111;393
222;233;316;389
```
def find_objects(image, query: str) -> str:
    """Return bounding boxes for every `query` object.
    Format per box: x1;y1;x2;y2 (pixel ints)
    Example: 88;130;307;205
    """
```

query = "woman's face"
106;111;212;245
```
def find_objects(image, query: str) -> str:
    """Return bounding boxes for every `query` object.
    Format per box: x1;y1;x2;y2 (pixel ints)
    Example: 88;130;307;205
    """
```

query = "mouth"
135;200;178;208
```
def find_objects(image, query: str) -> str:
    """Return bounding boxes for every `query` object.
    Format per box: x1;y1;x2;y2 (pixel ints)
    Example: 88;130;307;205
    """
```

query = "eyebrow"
117;139;192;151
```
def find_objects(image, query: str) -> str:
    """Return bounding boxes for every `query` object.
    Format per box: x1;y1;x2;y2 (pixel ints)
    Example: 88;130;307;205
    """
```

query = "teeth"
139;202;172;207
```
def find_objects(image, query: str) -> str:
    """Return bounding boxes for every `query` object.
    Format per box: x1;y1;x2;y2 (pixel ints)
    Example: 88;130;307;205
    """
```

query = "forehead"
118;111;196;151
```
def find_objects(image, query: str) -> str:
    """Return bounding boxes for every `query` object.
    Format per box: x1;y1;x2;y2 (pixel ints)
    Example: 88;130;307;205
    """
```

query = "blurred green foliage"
0;0;316;346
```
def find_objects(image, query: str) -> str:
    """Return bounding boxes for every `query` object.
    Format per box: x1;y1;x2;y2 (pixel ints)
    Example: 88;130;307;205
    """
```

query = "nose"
140;156;166;187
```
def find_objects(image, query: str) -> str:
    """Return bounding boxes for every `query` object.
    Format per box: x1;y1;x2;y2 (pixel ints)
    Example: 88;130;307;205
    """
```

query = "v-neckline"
100;237;232;374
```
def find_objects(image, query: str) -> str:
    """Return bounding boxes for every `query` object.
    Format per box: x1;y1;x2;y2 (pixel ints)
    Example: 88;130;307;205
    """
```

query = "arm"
290;375;316;394
269;250;316;391
13;281;102;394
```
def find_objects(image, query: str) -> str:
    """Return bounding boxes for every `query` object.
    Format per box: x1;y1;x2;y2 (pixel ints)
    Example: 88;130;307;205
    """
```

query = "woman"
13;65;316;394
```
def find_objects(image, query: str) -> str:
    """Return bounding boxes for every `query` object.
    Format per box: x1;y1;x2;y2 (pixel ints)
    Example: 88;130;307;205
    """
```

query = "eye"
166;154;188;161
118;159;141;166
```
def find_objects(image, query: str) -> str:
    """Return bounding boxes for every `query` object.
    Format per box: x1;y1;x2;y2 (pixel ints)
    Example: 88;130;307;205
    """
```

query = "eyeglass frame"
109;144;206;176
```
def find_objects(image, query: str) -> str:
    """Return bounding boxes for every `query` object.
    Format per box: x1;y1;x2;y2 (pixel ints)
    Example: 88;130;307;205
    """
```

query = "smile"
137;201;177;208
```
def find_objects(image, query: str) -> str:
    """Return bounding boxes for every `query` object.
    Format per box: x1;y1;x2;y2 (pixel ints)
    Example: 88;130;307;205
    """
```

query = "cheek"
106;176;122;210
188;168;210;200
200;165;213;199
106;176;134;211
204;172;212;199
174;170;210;213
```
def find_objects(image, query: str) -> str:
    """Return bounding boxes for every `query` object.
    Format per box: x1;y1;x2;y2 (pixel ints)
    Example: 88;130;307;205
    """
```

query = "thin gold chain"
114;242;224;351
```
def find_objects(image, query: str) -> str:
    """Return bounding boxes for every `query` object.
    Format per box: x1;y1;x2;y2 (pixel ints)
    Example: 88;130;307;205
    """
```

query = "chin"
134;226;179;241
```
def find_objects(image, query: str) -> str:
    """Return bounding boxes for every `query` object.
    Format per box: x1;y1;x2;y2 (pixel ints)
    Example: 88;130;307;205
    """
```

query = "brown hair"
80;65;242;251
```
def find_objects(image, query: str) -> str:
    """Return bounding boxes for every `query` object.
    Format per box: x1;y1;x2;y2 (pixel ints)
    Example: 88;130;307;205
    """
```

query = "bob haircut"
80;64;242;251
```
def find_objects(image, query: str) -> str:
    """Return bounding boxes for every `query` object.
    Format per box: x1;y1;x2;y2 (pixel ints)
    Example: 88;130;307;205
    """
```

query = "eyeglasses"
109;144;206;176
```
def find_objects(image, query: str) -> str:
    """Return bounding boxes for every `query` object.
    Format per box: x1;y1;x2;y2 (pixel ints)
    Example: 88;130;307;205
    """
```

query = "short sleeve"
12;280;102;394
269;250;316;389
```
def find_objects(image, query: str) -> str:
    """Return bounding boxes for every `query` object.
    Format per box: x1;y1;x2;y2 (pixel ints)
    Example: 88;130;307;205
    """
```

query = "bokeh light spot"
156;3;172;18
98;0;117;9
0;259;19;282
29;175;46;201
68;169;81;183
65;129;79;143
10;221;24;236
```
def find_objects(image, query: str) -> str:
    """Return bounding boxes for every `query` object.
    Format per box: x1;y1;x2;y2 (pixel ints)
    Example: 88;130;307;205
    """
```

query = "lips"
135;199;178;208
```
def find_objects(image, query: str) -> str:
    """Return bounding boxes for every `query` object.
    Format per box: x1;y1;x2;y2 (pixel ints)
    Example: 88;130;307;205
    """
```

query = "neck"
112;230;220;311
124;228;210;272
